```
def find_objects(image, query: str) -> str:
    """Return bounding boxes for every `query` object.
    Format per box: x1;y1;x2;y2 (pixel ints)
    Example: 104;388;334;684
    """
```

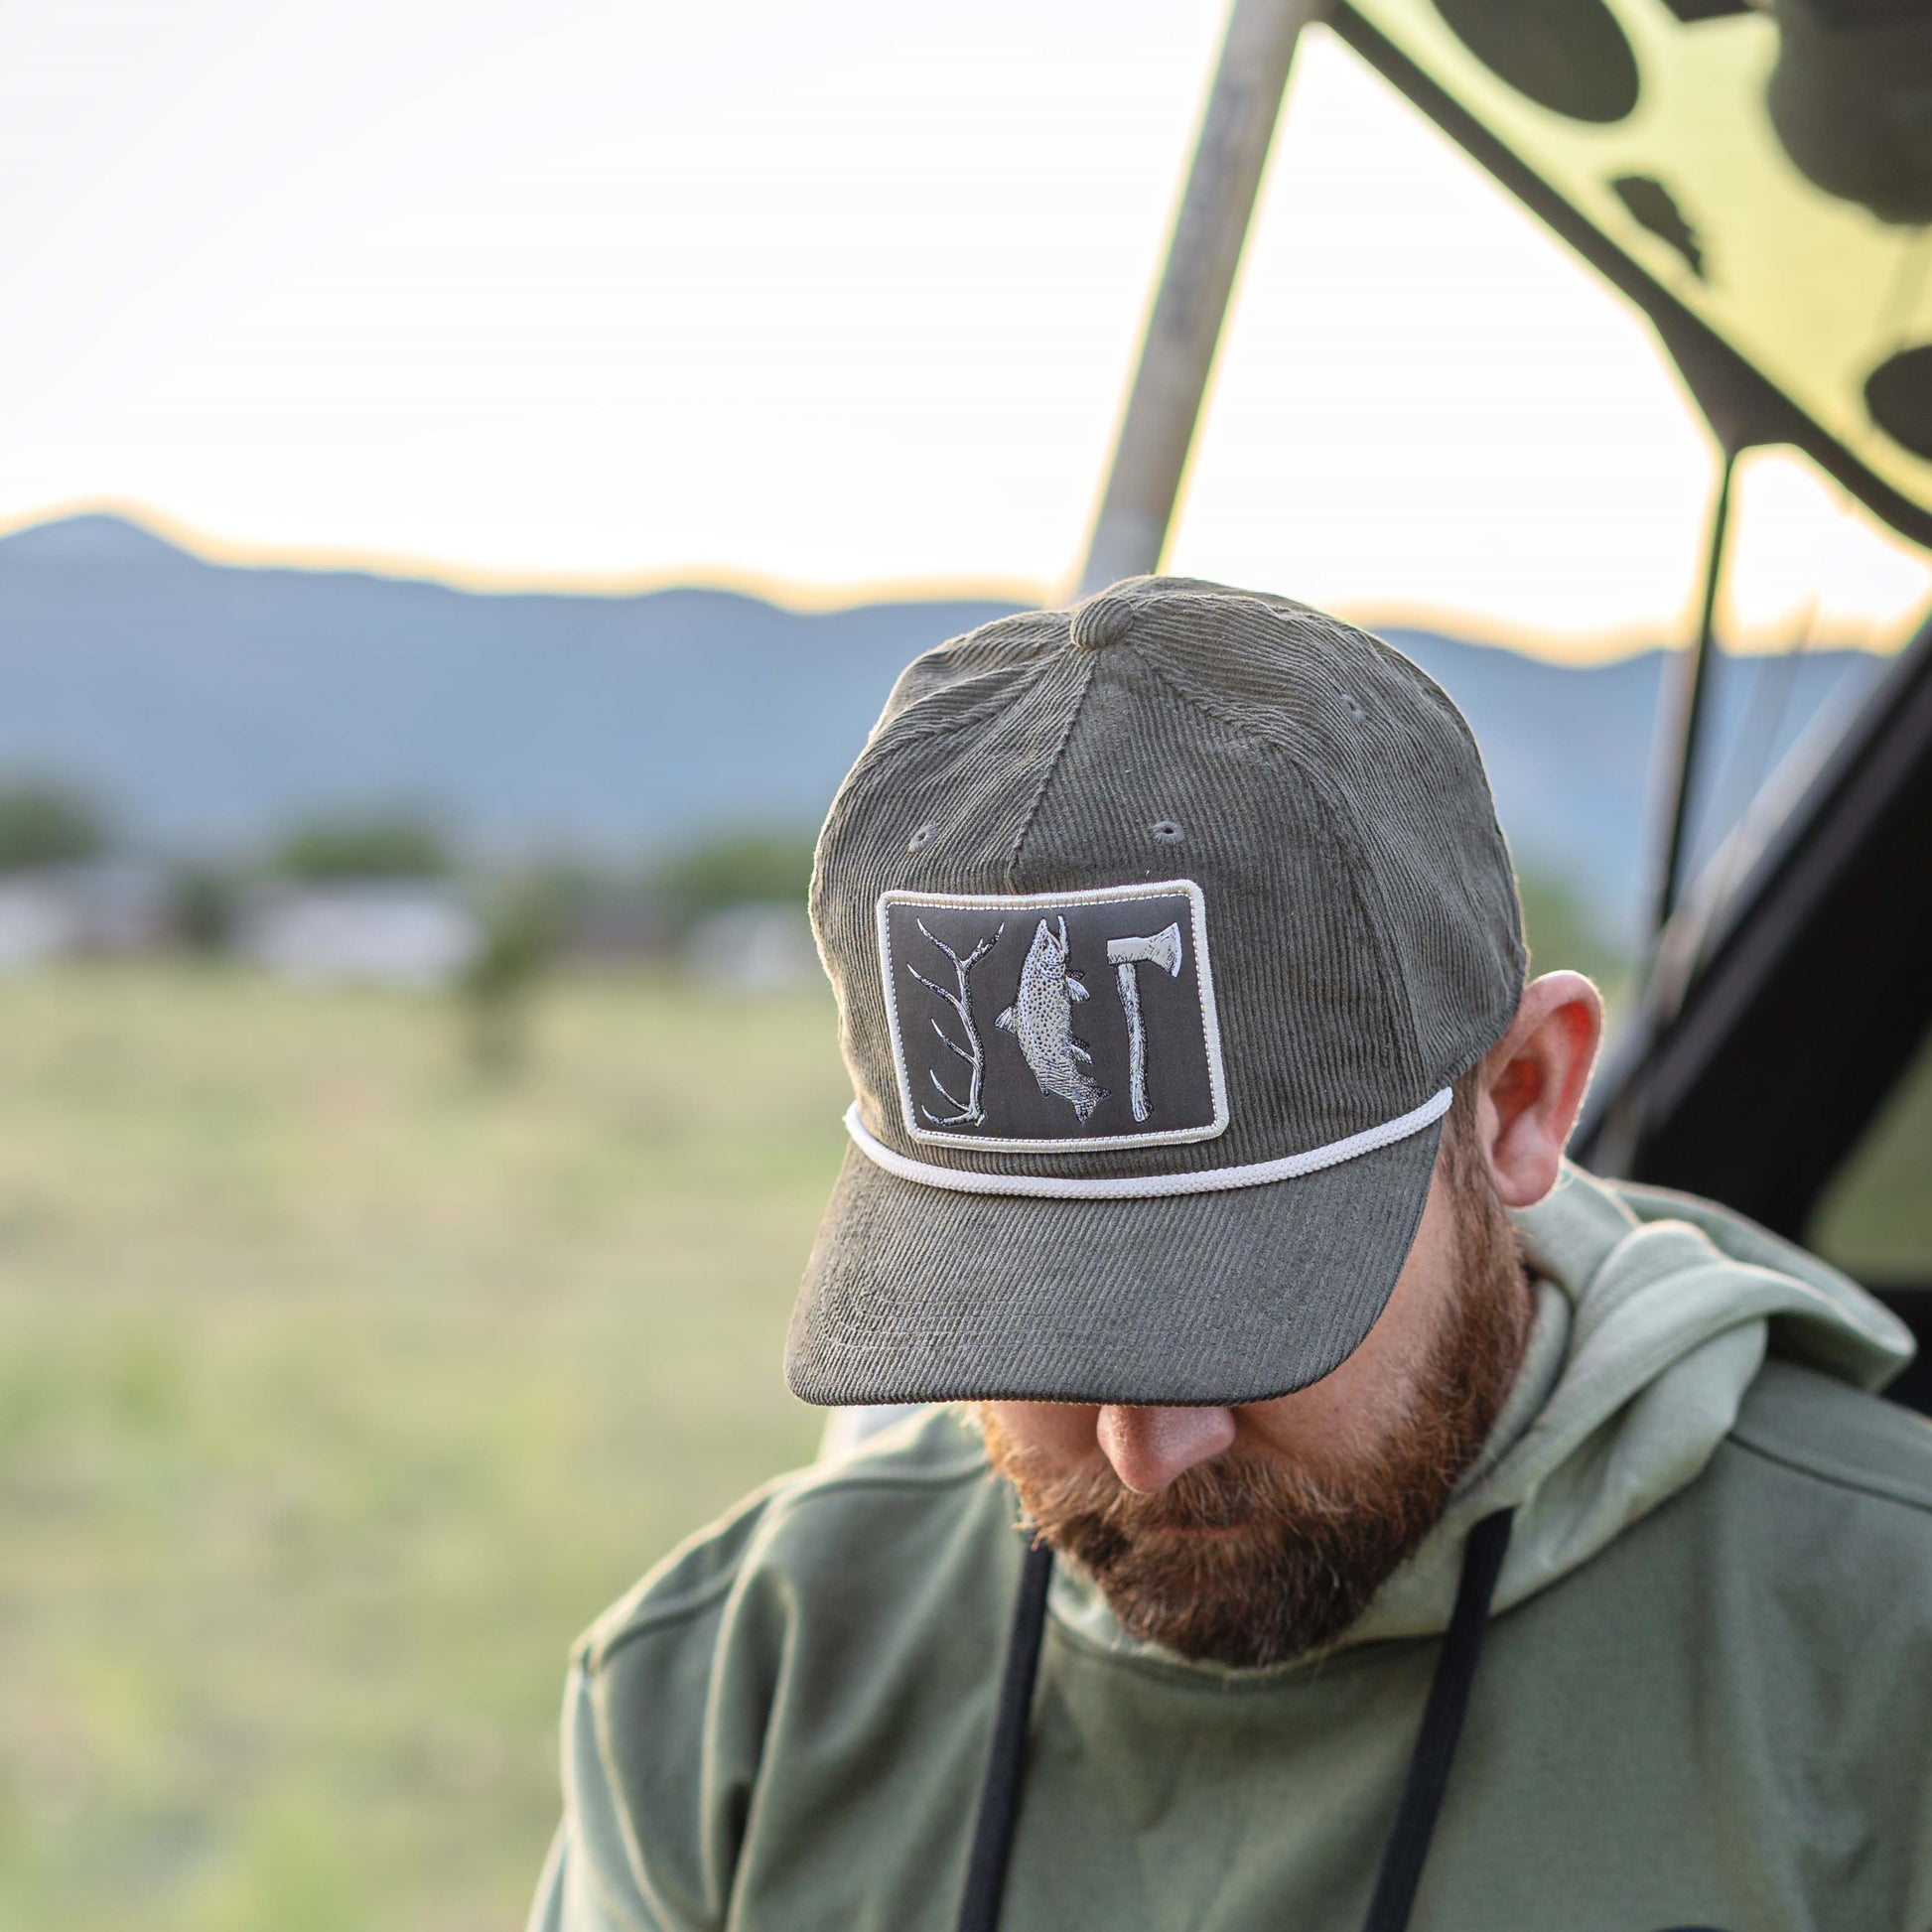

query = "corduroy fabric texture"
789;1122;1444;1406
787;577;1526;1407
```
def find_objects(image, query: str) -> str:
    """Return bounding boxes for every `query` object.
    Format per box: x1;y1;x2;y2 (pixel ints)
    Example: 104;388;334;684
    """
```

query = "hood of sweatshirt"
1048;1161;1916;1666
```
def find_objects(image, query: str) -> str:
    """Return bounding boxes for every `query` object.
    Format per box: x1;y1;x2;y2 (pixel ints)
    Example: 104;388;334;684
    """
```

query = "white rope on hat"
841;1087;1451;1200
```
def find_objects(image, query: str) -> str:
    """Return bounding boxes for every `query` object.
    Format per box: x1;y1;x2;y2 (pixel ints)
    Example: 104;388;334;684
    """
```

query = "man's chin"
1048;1507;1423;1669
975;1139;1532;1669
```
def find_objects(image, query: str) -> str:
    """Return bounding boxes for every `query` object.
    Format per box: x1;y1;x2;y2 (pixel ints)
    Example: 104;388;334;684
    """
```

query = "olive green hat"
785;577;1525;1408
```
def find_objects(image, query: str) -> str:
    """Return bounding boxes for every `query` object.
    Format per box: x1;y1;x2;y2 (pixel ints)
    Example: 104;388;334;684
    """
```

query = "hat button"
1069;591;1137;652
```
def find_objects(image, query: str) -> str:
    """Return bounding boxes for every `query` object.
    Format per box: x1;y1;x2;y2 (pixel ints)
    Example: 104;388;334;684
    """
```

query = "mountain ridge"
0;513;1893;946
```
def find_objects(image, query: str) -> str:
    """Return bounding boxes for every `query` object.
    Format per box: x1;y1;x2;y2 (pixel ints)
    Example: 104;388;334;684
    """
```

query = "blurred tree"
1517;867;1631;1006
651;829;817;932
0;780;108;873
270;814;453;881
458;875;566;1073
172;865;238;954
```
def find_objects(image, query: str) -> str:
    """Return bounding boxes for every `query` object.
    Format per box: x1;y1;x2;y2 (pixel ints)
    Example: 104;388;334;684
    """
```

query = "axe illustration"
1106;921;1184;1122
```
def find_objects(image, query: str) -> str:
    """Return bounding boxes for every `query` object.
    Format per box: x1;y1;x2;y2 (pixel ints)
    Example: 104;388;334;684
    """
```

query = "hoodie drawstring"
1359;1508;1514;1932
956;1508;1516;1932
955;1535;1054;1931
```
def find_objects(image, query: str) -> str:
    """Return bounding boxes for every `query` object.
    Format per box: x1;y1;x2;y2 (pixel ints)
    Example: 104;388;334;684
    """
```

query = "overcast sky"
4;0;1929;657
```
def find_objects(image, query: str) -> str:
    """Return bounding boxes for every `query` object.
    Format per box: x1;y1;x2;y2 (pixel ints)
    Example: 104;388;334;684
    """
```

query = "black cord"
954;1508;1515;1932
1359;1508;1516;1932
955;1535;1054;1932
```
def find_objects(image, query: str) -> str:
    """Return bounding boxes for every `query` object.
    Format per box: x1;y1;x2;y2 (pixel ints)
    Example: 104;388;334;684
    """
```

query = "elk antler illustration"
905;918;1004;1126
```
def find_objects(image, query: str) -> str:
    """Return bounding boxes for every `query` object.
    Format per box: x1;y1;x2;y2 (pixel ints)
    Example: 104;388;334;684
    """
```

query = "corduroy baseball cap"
785;577;1525;1409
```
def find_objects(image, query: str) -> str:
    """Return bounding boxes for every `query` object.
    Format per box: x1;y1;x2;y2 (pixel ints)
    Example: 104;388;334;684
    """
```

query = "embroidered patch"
877;881;1228;1151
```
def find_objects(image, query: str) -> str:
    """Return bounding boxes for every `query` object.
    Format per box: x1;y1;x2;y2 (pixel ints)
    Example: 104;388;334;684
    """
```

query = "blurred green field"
0;966;842;1932
4;937;1922;1932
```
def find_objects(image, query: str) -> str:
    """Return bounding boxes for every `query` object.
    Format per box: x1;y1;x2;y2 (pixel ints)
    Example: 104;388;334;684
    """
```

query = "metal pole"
1584;444;1742;1184
1647;445;1738;937
1075;0;1327;598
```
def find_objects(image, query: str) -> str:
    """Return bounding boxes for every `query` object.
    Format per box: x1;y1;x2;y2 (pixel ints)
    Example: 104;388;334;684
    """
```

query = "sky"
4;0;1930;660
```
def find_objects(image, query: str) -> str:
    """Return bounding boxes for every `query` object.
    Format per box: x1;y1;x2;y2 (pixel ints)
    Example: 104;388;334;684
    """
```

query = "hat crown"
812;578;1525;1186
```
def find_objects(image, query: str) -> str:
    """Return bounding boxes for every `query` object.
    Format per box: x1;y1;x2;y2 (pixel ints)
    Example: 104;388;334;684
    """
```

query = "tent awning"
1336;0;1932;550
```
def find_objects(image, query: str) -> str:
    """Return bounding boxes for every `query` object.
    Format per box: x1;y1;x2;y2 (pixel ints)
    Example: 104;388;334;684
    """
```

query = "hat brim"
784;1114;1445;1408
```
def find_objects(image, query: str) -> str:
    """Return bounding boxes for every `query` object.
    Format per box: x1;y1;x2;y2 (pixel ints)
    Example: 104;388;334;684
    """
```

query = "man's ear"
1475;971;1604;1210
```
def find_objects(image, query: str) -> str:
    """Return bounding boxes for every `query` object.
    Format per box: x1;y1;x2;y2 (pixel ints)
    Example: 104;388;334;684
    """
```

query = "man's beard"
974;1149;1530;1669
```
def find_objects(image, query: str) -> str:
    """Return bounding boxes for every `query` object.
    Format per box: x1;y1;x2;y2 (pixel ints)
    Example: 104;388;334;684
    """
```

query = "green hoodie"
531;1168;1932;1932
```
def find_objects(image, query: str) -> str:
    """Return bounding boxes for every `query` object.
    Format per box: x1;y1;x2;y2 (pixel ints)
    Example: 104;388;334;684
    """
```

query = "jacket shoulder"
1727;1356;1932;1521
554;1408;1006;1930
579;1403;995;1673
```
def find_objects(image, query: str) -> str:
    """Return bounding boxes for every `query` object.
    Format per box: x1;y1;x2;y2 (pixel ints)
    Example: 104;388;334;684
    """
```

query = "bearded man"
530;580;1932;1932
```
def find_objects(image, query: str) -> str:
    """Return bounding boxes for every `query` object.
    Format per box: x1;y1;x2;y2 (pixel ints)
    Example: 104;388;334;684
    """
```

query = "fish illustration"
996;916;1107;1122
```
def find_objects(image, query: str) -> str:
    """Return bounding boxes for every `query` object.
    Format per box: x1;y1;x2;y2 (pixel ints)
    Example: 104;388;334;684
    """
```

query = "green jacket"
531;1167;1932;1931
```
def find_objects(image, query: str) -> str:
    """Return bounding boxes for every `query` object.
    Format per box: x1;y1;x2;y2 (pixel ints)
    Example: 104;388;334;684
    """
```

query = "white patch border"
877;878;1230;1153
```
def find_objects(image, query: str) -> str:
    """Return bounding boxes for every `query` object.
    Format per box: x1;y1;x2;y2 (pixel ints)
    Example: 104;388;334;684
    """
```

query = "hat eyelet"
1151;819;1184;844
1342;694;1368;723
907;821;937;853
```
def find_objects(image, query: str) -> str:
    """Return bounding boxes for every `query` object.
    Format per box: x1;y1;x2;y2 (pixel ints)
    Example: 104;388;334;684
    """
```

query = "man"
532;579;1932;1932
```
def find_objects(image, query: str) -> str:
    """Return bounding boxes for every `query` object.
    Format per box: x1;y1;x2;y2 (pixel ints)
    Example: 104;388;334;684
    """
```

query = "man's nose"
1095;1406;1237;1492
